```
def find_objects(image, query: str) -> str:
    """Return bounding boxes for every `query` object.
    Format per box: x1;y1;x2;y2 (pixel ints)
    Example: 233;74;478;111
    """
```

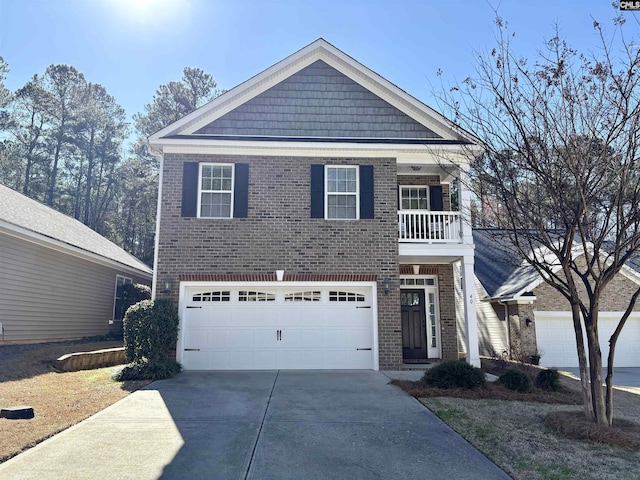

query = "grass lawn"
0;340;150;463
394;361;640;480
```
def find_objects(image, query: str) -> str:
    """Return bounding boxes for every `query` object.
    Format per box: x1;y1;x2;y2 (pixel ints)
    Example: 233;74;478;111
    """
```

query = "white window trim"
197;163;235;219
399;185;429;211
324;165;360;220
400;275;441;359
113;275;133;321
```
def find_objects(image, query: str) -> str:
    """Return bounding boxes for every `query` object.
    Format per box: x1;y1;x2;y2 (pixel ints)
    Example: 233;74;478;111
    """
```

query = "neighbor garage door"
534;311;640;368
180;285;375;370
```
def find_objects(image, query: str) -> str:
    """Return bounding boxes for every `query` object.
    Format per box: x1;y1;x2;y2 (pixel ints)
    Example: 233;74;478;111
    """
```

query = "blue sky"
0;0;636;127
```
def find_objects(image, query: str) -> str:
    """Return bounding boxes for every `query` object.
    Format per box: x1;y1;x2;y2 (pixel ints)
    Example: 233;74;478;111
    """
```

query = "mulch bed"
391;359;640;451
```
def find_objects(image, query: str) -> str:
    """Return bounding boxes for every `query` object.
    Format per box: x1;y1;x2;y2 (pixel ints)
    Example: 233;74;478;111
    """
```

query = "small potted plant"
529;349;542;365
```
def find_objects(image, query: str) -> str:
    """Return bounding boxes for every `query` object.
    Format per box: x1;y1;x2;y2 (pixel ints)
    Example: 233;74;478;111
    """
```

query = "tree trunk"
585;311;607;426
571;303;594;420
47;131;63;207
605;287;640;425
83;128;95;225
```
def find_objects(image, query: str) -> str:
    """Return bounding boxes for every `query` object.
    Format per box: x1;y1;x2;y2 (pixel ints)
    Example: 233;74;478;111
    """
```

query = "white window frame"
113;275;133;321
399;185;429;210
325;165;360;220
400;275;441;359
197;163;235;218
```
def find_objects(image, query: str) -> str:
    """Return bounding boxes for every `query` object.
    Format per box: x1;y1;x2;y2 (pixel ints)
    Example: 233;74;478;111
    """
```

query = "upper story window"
199;164;234;218
400;187;428;210
325;166;359;219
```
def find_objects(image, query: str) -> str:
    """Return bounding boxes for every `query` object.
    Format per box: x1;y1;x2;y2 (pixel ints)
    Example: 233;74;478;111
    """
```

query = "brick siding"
157;153;404;368
397;175;451;211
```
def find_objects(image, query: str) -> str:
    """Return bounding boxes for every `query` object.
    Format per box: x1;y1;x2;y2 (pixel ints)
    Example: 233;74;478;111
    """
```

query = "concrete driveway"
560;367;640;395
0;371;508;480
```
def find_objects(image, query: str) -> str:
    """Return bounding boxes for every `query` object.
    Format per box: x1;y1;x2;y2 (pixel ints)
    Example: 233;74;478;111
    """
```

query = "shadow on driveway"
0;371;510;480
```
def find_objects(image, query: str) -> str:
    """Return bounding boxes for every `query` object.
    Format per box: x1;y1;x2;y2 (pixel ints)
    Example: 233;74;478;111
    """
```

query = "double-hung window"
325;166;359;219
199;164;234;218
400;186;429;210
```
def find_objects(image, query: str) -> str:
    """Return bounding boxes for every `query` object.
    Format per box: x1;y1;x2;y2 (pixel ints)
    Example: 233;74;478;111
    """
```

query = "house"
148;39;480;371
471;229;640;368
0;184;153;343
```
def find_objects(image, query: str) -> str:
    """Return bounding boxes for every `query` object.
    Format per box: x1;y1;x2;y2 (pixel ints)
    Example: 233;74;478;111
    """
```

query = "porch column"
462;254;480;367
459;163;473;245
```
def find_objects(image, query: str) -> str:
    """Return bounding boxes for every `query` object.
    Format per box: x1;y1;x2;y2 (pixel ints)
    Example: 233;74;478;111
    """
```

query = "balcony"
398;210;462;243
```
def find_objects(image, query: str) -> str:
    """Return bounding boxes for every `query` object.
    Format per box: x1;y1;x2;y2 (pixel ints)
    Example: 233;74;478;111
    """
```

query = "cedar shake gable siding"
195;60;441;140
156;153;403;369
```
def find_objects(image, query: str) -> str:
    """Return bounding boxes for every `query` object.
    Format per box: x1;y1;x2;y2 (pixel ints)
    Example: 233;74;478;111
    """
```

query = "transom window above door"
199;164;234;218
326;166;359;219
400;187;428;210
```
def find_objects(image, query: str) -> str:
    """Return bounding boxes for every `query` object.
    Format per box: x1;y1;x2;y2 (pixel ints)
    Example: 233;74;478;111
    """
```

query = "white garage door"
535;311;640;368
180;286;375;370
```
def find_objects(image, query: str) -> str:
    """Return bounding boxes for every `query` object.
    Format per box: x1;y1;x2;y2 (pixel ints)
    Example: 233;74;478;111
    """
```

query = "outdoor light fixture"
383;277;391;296
525;318;532;327
164;278;173;294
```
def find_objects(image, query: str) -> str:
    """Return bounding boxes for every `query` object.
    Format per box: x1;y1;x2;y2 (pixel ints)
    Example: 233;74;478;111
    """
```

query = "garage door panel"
182;285;375;370
183;351;214;370
536;312;640;368
298;329;325;348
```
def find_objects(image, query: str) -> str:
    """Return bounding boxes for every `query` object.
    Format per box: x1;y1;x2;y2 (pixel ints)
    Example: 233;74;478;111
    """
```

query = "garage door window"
329;291;365;302
239;291;276;302
193;291;230;302
284;291;321;302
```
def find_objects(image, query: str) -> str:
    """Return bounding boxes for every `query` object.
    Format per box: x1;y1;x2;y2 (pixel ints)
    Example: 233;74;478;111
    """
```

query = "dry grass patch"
544;411;640;451
422;397;640;480
391;361;640;480
0;340;150;463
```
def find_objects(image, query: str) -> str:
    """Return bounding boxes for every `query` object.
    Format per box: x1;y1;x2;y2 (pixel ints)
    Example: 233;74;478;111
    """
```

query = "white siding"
0;232;150;341
455;262;508;356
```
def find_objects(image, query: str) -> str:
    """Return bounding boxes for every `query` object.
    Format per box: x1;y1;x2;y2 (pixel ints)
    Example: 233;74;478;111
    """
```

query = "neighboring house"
148;38;481;371
0;184;153;342
471;229;640;368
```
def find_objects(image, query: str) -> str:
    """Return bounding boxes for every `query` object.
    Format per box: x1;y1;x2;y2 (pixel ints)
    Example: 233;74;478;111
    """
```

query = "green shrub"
112;359;181;381
422;361;486;389
499;368;531;392
536;368;561;391
123;298;179;365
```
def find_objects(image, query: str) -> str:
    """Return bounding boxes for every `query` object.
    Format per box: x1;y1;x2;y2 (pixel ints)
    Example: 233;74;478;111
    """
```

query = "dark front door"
401;289;427;362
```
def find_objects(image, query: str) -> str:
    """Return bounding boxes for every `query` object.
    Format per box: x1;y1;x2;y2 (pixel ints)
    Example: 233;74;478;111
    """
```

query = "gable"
195;61;441;140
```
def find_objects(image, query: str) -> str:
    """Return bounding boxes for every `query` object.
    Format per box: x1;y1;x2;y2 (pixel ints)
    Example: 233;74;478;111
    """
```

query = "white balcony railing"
398;210;462;243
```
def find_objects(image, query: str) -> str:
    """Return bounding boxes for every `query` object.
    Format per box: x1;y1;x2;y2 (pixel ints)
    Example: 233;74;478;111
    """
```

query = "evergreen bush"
536;368;561;391
499;368;531;392
422;361;486;389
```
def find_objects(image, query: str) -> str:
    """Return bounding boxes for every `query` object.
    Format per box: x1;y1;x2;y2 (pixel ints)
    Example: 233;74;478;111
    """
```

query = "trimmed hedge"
537;368;561;391
499;368;531;392
422;361;486;389
123;299;178;364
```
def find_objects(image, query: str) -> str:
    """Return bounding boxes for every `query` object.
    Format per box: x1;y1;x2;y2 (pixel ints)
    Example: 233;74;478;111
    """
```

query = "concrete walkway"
0;371;509;480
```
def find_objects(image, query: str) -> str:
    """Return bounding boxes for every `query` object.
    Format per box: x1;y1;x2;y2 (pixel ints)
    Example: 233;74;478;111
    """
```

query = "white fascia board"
151;150;164;299
158;140;475;164
0;221;152;279
149;38;479;145
619;264;640;287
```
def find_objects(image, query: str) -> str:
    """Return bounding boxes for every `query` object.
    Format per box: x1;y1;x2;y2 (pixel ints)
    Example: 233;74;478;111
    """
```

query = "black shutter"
181;162;199;217
430;185;444;211
233;163;249;218
310;164;324;218
359;165;374;219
